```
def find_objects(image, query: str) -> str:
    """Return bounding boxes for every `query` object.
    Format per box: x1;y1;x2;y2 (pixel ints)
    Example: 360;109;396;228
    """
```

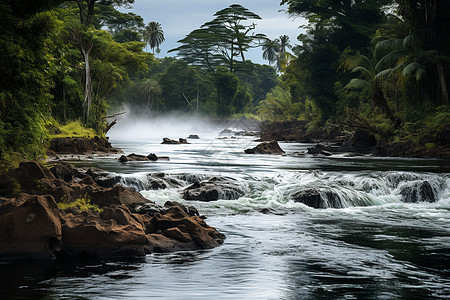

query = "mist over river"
1;118;449;299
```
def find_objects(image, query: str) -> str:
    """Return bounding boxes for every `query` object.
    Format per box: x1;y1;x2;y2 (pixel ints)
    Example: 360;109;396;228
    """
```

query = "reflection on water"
2;130;450;299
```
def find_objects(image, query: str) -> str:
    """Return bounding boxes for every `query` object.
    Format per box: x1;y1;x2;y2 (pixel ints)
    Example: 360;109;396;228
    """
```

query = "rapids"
1;120;449;299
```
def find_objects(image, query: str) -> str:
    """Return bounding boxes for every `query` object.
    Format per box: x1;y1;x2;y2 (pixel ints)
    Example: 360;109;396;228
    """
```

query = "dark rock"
179;138;189;144
245;140;285;155
164;200;200;217
188;135;200;139
162;138;181;144
94;176;121;188
147;153;158;161
400;181;436;203
0;194;62;260
292;189;343;209
132;202;164;216
183;177;244;201
118;155;128;162
307;144;333;156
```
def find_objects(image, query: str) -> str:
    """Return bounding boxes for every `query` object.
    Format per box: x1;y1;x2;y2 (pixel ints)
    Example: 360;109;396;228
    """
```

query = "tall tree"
262;38;280;65
143;21;165;54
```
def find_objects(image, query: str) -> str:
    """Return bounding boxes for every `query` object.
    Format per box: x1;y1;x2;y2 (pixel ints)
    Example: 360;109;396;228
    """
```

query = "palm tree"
141;79;162;113
342;52;398;125
262;38;280;65
279;35;292;53
144;22;165;54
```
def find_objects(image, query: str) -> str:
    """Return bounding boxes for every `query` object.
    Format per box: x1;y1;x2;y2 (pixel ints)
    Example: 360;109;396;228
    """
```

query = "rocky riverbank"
0;161;225;261
258;121;450;159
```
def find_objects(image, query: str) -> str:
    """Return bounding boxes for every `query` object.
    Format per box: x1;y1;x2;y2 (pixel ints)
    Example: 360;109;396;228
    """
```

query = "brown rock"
245;140;285;155
0;194;62;260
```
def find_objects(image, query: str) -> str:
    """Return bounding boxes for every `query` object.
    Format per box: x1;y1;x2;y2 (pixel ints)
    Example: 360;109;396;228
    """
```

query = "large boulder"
244;140;286;155
61;205;149;258
0;194;62;260
147;205;225;252
399;181;436;203
292;188;343;209
49;136;119;154
183;177;244;201
307;144;333;156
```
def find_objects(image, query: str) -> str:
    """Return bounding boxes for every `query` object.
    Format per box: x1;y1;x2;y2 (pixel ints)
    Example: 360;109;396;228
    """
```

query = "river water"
1;119;449;299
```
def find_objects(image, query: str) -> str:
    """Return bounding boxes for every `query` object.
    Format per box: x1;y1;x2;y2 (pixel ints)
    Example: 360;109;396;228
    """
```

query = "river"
1;119;449;299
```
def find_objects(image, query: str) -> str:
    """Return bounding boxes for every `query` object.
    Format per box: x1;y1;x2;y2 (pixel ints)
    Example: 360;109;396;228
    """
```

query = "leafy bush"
57;194;102;212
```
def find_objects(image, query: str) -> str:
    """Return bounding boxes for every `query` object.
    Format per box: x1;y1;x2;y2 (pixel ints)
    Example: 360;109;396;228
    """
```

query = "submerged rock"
244;140;286;155
183;177;245;201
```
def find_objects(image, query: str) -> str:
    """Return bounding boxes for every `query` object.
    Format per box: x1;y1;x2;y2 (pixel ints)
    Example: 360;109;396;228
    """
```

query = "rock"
183;177;244;201
0;162;226;261
147;153;158;161
147;206;225;252
162;138;180;144
188;135;200;139
292;188;343;209
307;144;333;156
61;206;149;258
0;194;62;260
164;200;200;217
118;153;167;162
179;138;189;144
49;136;119;154
244;140;286;155
400;181;436;203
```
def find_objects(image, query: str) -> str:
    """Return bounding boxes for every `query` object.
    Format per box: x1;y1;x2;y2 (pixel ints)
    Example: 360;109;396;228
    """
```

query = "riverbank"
258;120;450;160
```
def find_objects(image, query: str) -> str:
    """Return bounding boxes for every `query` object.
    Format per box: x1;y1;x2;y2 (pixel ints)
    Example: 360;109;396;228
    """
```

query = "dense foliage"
1;0;448;164
262;0;450;149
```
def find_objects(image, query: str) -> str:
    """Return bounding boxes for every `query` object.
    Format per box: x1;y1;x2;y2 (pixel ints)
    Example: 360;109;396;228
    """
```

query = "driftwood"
104;119;117;135
103;111;126;119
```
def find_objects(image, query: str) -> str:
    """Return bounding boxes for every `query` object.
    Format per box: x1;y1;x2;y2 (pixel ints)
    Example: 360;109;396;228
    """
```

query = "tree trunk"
82;46;93;124
436;58;449;104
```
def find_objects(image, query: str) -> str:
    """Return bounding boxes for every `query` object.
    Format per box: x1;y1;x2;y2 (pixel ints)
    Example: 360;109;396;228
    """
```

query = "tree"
143;21;165;54
262;38;280;65
171;4;265;73
140;79;162;113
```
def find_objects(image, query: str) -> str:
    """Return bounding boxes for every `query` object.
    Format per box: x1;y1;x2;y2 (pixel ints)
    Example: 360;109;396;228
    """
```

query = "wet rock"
399;181;436;203
292;189;343;209
183;177;245;201
147;153;158;161
0;194;62;260
179;138;190;144
188;135;200;139
307;144;333;156
244;140;286;155
118;153;168;163
164;200;200;217
0;162;226;261
161;138;181;144
147;206;225;252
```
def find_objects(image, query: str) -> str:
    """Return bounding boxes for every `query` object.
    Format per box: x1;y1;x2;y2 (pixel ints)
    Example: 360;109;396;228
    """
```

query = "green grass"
50;120;98;139
57;194;102;212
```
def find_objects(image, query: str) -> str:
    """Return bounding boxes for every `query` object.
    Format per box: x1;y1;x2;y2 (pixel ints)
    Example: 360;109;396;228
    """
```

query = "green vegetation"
1;0;448;165
58;194;102;212
257;0;450;151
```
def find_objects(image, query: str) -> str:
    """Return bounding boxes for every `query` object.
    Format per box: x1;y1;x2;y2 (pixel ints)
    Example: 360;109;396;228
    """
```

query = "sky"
122;0;306;65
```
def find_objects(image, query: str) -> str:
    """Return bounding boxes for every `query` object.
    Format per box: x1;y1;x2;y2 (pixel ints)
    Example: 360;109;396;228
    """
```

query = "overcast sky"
124;0;306;64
